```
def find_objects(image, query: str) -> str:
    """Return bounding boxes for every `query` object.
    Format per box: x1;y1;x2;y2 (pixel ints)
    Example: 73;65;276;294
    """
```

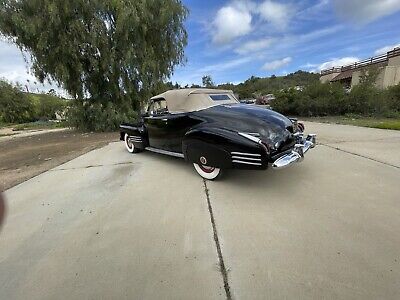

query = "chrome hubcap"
199;165;215;173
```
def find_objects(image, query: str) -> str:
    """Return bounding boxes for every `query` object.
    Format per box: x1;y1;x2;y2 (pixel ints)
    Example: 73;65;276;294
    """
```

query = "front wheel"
124;133;141;153
193;163;222;180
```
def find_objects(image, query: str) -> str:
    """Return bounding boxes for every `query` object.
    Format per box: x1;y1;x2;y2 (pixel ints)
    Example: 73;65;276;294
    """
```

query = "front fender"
119;122;148;149
182;127;268;169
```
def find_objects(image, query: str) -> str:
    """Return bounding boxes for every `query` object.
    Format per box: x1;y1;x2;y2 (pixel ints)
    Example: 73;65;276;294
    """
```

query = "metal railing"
320;47;400;75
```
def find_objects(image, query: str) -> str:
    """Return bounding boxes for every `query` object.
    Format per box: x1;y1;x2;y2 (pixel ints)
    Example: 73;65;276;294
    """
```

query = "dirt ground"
0;130;119;191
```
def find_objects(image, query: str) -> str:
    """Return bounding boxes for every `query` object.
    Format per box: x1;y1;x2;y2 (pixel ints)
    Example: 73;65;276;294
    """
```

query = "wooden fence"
320;47;400;75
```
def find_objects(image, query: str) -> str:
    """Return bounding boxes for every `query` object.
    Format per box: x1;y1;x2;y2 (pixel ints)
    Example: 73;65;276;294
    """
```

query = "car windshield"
209;94;232;101
148;99;168;115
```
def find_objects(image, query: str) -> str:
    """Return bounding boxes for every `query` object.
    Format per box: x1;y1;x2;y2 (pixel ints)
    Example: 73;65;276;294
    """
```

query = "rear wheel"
124;133;141;153
193;163;222;180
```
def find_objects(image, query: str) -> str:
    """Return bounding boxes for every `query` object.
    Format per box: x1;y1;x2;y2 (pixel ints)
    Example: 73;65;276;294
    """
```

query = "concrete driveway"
1;122;399;299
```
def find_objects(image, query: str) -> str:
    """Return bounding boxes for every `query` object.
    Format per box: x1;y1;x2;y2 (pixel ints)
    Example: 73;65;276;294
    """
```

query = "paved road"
1;122;399;299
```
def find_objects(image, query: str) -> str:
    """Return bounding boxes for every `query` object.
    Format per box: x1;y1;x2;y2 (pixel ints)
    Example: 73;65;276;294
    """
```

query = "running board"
145;147;184;158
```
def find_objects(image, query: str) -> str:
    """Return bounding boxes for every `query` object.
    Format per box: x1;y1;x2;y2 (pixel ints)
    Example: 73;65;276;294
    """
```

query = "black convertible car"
120;88;316;180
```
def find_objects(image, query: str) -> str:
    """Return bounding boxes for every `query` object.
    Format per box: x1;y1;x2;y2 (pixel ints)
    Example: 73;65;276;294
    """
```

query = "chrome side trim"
145;147;184;158
120;125;136;130
230;152;261;157
246;132;261;137
238;132;262;143
231;156;261;162
232;160;262;166
129;136;142;143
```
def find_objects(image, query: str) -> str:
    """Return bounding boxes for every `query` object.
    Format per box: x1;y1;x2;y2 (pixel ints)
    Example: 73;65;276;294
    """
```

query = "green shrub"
67;100;138;131
29;93;67;120
0;80;35;123
272;81;400;118
273;82;346;117
386;84;400;112
272;88;300;116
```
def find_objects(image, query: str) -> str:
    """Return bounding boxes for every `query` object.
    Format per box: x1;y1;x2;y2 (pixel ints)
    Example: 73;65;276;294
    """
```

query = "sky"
1;0;400;93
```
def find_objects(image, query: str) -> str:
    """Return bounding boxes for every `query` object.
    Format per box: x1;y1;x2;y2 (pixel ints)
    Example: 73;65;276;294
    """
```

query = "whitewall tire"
124;133;139;153
193;163;222;180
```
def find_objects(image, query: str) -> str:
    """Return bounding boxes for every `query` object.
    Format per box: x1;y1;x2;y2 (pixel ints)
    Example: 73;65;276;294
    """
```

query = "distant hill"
217;70;320;99
0;79;68;124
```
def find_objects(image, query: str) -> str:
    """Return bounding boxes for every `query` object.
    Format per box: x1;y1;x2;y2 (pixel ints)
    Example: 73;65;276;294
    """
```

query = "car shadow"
139;150;313;190
223;165;310;189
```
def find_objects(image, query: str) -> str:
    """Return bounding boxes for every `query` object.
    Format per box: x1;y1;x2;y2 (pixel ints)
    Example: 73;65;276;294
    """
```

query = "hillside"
217;70;320;99
0;80;68;124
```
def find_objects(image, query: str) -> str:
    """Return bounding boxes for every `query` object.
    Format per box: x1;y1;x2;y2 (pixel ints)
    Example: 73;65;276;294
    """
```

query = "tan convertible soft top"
150;88;238;113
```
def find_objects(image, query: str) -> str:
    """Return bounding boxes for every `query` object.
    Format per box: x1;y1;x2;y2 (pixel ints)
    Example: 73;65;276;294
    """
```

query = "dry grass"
303;116;400;131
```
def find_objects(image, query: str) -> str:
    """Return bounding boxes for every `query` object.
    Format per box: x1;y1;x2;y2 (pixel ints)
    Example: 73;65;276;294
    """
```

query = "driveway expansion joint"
203;179;232;300
320;143;400;169
51;161;135;171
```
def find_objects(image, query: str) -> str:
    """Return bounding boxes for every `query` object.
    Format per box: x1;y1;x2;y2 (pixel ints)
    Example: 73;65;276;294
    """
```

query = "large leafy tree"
0;0;188;114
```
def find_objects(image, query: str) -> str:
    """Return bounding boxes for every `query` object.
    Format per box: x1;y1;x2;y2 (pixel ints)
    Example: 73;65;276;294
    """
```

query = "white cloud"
333;0;400;24
301;62;319;69
234;38;274;54
199;56;253;73
212;4;252;45
171;56;254;86
211;0;293;45
257;0;292;29
316;57;360;72
296;25;344;42
0;68;68;97
297;0;330;19
374;43;400;55
262;57;292;71
0;40;68;96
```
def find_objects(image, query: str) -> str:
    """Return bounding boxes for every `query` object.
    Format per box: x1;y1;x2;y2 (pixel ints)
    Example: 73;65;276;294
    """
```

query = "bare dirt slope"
0;130;119;191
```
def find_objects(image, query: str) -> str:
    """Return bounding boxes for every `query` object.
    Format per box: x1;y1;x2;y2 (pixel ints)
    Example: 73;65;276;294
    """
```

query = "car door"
144;98;199;153
144;99;187;153
143;98;169;150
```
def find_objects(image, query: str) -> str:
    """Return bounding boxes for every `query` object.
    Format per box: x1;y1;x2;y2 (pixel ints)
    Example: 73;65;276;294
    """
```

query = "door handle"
162;118;168;122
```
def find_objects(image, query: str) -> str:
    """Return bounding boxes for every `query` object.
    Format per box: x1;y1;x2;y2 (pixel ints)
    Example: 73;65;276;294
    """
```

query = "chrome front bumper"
272;133;317;169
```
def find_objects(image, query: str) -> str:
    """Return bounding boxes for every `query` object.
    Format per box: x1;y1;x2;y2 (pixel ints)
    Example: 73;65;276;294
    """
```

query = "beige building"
320;47;400;89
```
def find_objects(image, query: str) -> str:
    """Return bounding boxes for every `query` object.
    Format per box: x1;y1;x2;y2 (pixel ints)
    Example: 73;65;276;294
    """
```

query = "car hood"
192;103;295;150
